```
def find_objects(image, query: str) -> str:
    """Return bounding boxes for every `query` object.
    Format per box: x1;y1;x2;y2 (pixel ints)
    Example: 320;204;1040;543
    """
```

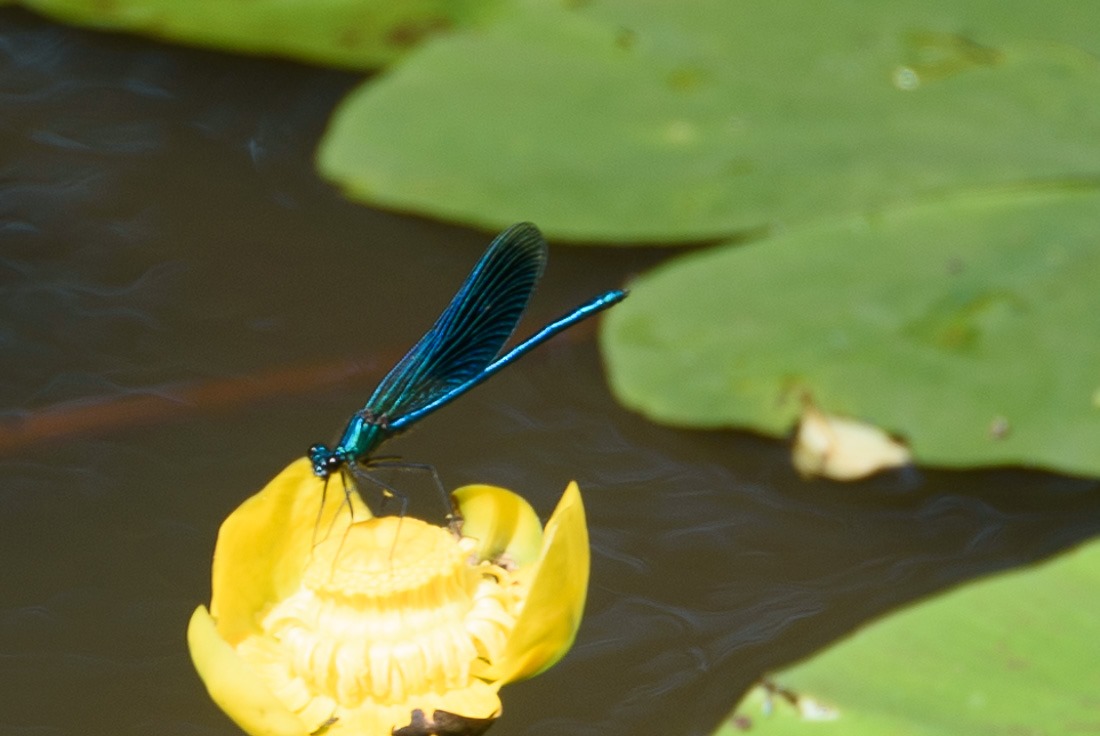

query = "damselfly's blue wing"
363;222;547;421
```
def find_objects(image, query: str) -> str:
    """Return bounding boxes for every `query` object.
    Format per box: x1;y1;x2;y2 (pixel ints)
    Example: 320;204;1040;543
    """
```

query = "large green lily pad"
11;0;499;69
601;187;1100;476
318;0;1100;241
714;535;1100;735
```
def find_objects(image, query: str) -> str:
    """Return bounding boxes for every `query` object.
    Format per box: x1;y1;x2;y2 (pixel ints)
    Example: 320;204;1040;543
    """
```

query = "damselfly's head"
308;443;343;478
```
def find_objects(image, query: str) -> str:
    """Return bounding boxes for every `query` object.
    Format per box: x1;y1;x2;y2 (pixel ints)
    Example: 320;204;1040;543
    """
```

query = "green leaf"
14;0;500;69
713;536;1100;735
601;187;1100;476
318;0;1100;241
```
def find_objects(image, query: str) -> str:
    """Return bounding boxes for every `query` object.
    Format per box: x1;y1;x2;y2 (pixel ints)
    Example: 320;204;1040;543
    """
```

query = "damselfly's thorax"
356;408;391;429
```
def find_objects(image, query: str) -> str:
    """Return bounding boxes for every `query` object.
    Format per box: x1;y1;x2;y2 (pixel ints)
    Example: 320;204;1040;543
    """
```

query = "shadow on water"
1;8;1099;736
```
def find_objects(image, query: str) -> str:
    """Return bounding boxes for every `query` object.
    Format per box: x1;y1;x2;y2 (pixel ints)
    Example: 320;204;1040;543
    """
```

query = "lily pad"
318;0;1100;241
12;0;499;69
713;535;1100;735
601;187;1100;476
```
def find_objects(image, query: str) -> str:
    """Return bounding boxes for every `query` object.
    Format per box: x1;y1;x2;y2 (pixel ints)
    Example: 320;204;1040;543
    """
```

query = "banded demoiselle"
308;222;626;523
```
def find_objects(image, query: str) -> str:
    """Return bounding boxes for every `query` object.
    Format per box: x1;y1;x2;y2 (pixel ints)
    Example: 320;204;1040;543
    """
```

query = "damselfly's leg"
348;463;410;520
363;458;462;535
311;469;363;552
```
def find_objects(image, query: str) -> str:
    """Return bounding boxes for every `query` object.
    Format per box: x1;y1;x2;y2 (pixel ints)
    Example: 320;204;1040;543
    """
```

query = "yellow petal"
793;403;911;481
487;481;589;684
452;483;544;568
210;458;370;644
187;605;310;736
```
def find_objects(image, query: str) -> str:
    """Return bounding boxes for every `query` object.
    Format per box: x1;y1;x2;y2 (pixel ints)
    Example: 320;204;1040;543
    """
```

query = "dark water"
2;9;1099;736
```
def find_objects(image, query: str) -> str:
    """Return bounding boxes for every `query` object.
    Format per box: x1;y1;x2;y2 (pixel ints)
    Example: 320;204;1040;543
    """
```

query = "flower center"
237;515;518;724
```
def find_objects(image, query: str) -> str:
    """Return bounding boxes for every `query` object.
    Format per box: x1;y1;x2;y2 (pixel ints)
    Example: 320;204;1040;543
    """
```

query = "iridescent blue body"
308;223;626;488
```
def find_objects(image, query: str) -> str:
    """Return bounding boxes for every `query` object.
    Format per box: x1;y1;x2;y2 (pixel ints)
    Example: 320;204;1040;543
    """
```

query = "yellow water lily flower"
188;458;588;736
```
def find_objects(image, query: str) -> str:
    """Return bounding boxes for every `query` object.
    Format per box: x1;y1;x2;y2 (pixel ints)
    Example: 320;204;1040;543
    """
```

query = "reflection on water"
2;8;1099;736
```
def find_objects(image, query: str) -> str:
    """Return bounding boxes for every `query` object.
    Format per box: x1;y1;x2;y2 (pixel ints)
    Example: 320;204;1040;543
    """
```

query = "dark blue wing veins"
308;222;626;480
